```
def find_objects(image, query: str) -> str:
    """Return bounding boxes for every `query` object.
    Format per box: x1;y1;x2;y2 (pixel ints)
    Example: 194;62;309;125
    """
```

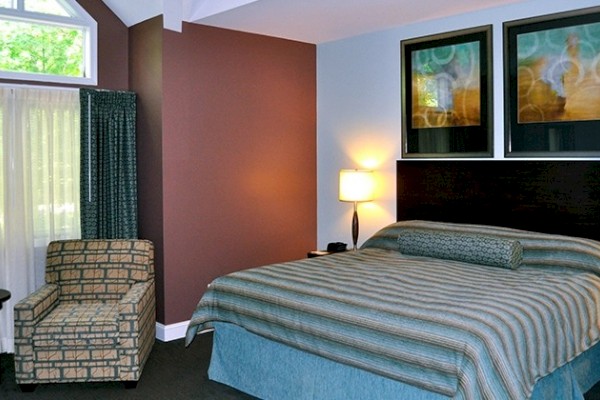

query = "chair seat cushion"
33;302;119;348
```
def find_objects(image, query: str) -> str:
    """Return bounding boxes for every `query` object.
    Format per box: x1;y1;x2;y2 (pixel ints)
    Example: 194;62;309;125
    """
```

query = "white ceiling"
101;0;529;44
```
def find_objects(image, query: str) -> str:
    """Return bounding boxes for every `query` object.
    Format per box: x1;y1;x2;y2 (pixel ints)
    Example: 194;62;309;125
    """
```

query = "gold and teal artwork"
516;21;600;123
411;41;480;128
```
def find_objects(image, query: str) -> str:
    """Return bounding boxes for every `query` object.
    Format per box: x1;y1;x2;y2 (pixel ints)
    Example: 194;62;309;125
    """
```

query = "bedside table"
0;289;9;308
307;250;348;258
0;289;10;383
307;250;333;258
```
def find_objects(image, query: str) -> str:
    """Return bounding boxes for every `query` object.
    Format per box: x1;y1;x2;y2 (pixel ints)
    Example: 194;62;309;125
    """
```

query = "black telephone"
327;242;347;252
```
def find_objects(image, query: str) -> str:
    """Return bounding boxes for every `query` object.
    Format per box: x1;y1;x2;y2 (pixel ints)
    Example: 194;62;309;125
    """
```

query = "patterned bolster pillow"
397;229;523;269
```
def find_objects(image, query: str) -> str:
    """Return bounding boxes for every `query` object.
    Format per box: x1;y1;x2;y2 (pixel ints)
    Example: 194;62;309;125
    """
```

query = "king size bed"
186;161;600;400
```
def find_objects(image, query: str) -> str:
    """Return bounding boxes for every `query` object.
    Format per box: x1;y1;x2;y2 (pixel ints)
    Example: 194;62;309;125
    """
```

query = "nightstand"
307;250;334;258
0;289;10;383
307;250;348;258
0;289;9;308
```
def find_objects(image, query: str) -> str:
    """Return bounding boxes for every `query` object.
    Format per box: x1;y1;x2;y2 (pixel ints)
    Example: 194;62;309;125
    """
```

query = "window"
0;84;81;353
0;0;97;85
1;84;81;281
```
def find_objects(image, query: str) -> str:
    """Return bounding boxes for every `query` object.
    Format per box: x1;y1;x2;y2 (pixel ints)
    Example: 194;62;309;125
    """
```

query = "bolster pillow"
397;229;523;269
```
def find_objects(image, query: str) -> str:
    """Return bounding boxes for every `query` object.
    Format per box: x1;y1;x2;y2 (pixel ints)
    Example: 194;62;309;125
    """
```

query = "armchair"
13;239;155;391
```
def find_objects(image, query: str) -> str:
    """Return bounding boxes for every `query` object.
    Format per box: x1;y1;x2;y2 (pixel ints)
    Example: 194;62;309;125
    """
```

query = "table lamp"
339;169;375;250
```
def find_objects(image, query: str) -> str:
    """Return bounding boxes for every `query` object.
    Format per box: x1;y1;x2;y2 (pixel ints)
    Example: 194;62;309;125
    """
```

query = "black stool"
0;289;11;384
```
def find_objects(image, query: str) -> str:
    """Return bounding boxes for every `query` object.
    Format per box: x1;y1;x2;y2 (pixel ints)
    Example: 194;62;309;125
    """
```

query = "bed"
186;160;600;400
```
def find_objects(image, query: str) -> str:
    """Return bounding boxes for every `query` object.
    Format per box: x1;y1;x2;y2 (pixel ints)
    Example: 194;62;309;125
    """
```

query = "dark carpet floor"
0;333;256;400
2;333;600;400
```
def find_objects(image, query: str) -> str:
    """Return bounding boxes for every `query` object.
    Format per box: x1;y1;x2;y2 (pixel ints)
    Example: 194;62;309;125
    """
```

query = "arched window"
0;0;97;85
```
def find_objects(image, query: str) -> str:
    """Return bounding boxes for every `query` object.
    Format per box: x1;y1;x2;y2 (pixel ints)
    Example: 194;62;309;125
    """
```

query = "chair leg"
123;380;138;389
19;384;37;392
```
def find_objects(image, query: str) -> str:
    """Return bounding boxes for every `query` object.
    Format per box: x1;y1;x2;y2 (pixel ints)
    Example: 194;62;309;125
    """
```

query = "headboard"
396;161;600;241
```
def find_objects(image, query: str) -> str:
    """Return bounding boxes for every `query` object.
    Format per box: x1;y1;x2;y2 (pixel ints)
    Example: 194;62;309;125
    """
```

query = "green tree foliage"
0;19;83;77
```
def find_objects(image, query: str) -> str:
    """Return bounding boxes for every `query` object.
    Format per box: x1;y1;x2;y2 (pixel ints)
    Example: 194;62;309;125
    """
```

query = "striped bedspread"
186;221;600;400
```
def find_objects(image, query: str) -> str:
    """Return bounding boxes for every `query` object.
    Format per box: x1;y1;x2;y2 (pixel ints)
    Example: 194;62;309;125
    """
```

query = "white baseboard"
156;320;189;342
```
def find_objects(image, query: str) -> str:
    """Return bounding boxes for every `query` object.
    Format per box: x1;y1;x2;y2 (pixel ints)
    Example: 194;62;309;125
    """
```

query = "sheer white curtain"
0;85;81;353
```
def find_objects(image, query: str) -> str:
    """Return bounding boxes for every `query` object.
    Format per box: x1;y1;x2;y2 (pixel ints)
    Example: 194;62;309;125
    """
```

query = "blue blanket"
186;221;600;400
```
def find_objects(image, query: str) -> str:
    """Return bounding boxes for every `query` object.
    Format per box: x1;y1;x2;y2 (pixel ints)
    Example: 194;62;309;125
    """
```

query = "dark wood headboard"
397;161;600;241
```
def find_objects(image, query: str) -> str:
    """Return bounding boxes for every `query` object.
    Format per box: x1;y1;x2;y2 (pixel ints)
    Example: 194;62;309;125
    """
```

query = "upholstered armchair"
13;239;155;391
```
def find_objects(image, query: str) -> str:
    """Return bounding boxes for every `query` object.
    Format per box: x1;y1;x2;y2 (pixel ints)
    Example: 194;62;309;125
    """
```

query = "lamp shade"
339;169;374;202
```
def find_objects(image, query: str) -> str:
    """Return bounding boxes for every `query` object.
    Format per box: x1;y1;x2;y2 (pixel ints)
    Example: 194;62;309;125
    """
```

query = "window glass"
0;0;16;9
25;0;70;16
0;0;97;85
0;19;84;77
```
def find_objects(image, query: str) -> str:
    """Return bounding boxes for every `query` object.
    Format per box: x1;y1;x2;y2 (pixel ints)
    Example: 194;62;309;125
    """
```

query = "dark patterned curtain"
80;89;138;239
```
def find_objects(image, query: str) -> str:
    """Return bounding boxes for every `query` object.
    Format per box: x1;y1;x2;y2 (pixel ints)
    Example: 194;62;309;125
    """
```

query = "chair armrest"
14;283;59;382
119;280;154;316
118;280;156;376
14;284;59;327
118;280;155;336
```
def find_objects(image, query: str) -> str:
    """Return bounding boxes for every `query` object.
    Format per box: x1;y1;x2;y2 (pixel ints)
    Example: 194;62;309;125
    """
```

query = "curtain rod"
0;82;79;92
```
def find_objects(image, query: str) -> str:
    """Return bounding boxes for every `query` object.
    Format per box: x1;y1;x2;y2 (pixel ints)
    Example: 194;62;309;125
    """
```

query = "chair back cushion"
45;239;154;302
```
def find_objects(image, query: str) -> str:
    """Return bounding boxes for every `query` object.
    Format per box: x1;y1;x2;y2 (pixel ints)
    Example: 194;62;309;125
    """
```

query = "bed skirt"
208;322;600;400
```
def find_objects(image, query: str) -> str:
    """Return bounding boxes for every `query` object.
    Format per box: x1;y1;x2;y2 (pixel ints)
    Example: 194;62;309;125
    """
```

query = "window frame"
0;0;97;85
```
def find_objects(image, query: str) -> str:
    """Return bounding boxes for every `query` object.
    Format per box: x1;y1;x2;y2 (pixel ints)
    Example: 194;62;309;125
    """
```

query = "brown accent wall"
129;17;165;321
160;24;316;324
130;22;317;324
0;0;128;90
77;0;129;90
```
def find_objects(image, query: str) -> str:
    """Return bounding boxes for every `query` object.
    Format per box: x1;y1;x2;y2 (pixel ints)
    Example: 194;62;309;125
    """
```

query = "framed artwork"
504;7;600;157
401;25;493;158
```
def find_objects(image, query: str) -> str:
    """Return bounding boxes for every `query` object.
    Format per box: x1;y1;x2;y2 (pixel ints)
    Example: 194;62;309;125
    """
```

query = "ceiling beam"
187;0;260;23
101;0;161;27
164;0;184;32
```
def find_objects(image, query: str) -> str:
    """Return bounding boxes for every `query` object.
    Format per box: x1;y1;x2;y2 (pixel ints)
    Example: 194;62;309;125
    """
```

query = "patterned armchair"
13;239;155;391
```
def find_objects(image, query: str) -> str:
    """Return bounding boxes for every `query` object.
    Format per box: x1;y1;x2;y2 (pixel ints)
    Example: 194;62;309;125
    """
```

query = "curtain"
80;89;138;239
0;85;80;353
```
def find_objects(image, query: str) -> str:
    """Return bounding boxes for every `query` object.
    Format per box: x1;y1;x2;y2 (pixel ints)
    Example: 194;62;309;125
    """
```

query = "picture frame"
504;7;600;157
401;25;493;158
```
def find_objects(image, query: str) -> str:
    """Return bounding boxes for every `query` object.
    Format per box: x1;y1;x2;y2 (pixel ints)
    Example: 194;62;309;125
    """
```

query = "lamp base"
351;202;359;251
